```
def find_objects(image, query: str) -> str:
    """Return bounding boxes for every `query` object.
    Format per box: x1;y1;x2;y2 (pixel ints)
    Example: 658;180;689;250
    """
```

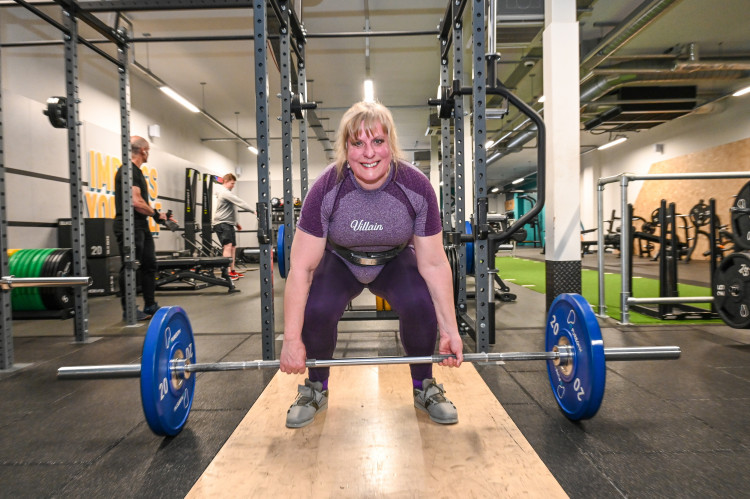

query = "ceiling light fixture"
247;145;258;155
732;85;750;97
363;79;375;102
490;186;500;193
159;86;200;113
512;176;526;185
537;95;545;103
597;134;628;151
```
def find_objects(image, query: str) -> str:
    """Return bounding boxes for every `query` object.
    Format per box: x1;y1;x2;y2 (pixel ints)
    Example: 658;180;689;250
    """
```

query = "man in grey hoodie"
212;173;255;278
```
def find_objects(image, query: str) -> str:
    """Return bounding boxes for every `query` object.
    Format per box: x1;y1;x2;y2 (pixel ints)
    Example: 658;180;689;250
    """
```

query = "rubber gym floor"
2;247;750;498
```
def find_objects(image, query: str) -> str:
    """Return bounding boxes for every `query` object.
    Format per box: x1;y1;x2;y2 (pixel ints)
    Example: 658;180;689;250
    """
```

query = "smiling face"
346;122;393;190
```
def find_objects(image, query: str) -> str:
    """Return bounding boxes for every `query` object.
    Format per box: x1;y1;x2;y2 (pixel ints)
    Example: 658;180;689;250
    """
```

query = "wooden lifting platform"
188;364;567;497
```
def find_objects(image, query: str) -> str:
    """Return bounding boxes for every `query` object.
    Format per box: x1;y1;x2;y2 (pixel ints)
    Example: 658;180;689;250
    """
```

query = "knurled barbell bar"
55;293;680;436
1;275;91;290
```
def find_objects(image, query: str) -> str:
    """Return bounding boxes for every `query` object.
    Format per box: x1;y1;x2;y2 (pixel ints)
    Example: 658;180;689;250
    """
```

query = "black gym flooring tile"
55;410;247;499
4;266;750;497
0;332;273;498
0;464;89;499
473;316;750;498
593;451;750;498
497;393;750;498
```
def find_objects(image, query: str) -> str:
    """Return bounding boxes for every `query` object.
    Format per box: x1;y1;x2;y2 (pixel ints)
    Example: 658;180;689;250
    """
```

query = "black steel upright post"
708;197;718;312
0;40;13;369
667;202;678;297
279;0;294;279
184;168;199;254
452;8;468;310
117;28;137;326
201;173;214;255
297;41;310;201
439;54;452;231
62;8;89;341
254;0;276;360
472;0;490;352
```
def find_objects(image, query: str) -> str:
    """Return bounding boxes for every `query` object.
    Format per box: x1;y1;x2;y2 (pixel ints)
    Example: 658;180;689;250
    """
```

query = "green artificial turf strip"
496;256;722;325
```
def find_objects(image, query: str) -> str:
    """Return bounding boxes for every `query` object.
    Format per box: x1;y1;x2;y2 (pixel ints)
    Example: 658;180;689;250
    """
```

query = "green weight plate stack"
9;248;70;311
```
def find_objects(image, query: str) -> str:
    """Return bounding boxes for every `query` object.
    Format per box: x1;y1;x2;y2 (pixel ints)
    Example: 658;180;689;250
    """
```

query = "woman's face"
346;122;392;190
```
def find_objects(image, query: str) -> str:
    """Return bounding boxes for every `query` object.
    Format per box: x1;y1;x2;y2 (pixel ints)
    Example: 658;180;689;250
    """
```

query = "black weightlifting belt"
329;241;408;266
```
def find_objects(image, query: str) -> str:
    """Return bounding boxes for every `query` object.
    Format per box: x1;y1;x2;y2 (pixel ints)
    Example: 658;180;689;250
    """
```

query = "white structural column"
543;0;582;309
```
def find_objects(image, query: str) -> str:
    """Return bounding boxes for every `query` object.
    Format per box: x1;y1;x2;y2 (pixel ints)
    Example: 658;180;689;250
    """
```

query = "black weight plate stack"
713;251;750;329
445;246;459;306
40;249;74;310
650;207;662;225
39;249;60;310
690;201;711;227
731;182;750;250
512;228;528;243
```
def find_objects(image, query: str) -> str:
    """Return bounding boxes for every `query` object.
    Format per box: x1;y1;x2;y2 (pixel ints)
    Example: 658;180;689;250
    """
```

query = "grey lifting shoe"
286;379;328;428
414;378;458;424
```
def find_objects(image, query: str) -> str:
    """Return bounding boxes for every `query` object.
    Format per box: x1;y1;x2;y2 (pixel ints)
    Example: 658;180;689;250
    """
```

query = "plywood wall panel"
631;137;750;260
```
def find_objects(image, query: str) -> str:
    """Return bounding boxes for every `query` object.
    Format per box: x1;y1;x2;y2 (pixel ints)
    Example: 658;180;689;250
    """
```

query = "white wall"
580;95;750;230
1;10;247;251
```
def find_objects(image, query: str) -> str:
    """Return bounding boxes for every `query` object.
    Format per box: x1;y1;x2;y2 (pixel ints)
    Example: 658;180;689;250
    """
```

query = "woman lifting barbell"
279;101;464;428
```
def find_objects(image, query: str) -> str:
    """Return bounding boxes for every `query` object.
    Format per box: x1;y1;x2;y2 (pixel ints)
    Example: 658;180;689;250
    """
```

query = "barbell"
56;293;681;436
0;275;91;290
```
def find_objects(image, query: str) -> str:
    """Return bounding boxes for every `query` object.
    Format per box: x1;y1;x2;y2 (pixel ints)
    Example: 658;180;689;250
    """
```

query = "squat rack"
0;0;123;369
435;0;546;352
0;0;312;368
1;0;546;370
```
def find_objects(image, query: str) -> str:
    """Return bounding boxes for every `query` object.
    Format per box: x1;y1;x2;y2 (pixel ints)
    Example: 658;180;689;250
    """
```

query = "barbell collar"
56;346;680;380
58;364;142;379
603;346;681;361
628;296;713;305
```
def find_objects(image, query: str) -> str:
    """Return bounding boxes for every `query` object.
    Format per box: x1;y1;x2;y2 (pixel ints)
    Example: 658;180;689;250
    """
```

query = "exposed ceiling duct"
579;0;683;76
487;0;749;175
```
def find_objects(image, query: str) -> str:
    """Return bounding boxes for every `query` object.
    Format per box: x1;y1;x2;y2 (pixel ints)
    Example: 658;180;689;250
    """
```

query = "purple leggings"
302;247;438;384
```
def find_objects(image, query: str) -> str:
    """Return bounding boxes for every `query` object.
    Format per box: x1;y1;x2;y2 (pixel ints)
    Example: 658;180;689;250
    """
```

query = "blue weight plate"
545;293;605;420
141;306;196;436
465;221;474;275
277;224;286;278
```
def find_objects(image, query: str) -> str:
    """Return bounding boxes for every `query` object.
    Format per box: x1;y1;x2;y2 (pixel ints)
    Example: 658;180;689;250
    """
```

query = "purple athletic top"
297;161;442;283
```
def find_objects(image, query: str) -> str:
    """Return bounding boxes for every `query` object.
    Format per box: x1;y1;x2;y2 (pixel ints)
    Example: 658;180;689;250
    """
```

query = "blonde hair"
222;173;237;183
334;101;404;179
